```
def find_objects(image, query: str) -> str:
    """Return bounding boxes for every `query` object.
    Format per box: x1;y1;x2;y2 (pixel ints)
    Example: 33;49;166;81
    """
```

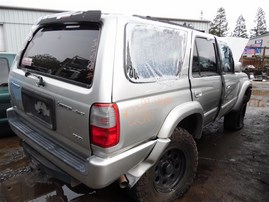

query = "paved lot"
0;81;268;201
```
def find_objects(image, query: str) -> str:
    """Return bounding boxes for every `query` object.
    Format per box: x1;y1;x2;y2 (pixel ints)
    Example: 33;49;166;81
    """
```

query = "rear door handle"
194;90;202;98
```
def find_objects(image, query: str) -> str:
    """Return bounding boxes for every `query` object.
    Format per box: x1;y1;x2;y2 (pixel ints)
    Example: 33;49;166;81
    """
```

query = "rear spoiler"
38;10;101;25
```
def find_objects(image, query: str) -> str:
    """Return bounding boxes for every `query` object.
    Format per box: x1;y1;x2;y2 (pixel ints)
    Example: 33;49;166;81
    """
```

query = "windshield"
0;58;9;87
21;24;100;88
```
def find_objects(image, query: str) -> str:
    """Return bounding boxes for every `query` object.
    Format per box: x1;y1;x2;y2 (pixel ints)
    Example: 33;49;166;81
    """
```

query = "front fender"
232;80;252;111
158;101;204;139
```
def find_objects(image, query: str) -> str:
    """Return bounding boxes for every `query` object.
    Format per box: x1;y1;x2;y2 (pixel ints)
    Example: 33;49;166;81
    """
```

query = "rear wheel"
130;128;198;202
224;97;247;131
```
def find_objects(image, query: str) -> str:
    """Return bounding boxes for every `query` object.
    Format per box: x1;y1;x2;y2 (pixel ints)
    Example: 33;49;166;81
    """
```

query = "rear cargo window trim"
19;23;101;89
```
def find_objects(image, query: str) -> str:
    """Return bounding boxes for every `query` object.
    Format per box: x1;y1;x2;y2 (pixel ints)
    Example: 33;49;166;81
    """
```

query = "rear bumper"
7;107;156;189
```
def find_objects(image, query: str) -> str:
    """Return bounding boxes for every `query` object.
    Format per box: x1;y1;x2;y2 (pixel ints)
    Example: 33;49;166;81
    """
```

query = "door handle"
226;85;231;89
194;91;202;98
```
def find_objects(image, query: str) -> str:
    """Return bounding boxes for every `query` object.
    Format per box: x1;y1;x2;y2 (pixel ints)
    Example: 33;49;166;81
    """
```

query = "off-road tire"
224;96;247;131
130;128;198;202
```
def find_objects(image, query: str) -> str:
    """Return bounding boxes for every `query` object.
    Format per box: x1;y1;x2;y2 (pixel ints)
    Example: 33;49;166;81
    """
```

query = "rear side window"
0;58;9;87
21;24;100;88
219;42;234;73
192;37;218;77
125;23;187;82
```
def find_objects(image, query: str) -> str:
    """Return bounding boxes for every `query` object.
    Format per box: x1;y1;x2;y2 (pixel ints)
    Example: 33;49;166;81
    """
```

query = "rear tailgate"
9;11;103;156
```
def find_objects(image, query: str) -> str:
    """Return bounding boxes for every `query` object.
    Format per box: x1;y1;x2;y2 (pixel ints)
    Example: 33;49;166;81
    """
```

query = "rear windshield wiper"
25;70;45;87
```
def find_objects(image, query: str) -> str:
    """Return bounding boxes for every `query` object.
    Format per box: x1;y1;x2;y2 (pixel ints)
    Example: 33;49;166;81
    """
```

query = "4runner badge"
35;101;50;117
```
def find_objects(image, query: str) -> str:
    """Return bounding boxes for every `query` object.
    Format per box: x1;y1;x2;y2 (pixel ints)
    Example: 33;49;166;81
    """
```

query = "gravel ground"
0;81;268;202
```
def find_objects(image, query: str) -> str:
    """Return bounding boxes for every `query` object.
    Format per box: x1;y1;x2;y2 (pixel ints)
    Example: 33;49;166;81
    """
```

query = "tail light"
90;103;120;148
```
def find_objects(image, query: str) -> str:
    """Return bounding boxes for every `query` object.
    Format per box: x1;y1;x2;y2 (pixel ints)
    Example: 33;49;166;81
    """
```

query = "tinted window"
219;42;234;73
0;58;9;87
125;23;187;82
192;37;218;77
21;24;100;88
192;42;200;77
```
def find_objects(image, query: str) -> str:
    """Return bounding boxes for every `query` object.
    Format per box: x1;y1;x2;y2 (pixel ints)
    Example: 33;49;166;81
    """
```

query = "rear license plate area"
22;88;56;130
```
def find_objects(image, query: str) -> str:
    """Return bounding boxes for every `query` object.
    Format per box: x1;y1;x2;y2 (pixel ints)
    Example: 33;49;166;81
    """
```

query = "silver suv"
7;10;252;201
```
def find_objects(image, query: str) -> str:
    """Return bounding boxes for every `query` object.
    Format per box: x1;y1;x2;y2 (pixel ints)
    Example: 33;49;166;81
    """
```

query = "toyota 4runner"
7;10;252;201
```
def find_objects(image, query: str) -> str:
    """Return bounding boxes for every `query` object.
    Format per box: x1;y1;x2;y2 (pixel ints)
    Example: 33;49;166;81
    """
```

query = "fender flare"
126;101;204;187
158;101;204;139
232;80;252;111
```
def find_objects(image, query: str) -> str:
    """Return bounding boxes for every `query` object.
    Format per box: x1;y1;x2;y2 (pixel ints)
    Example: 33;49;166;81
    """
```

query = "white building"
0;6;62;53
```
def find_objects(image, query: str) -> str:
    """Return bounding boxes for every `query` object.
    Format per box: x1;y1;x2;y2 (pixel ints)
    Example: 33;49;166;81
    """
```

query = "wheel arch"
158;101;204;139
244;85;252;102
126;101;203;188
232;80;252;111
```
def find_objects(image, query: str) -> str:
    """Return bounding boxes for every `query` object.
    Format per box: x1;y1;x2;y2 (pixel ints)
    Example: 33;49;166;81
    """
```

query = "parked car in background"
0;52;16;134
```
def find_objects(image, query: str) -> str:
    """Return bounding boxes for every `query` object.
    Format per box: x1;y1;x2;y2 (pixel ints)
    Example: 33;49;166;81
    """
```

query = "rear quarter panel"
7;16;118;157
111;18;193;152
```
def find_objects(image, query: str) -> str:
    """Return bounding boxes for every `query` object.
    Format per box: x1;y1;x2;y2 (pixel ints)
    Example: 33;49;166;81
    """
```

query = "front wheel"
130;128;198;202
224;98;247;131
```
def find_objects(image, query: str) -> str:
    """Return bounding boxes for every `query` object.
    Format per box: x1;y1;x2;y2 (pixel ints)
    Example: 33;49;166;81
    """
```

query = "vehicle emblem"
72;133;84;141
35;101;50;117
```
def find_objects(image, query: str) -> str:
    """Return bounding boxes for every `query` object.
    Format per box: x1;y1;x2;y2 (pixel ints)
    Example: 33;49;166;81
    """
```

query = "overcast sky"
0;0;268;35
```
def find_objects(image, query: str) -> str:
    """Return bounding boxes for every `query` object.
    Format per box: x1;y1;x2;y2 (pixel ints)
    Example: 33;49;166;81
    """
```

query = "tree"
32;54;60;73
251;7;267;37
232;15;248;38
209;7;229;37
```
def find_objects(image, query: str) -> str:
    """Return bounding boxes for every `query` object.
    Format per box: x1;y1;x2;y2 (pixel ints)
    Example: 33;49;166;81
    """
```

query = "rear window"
21;24;100;88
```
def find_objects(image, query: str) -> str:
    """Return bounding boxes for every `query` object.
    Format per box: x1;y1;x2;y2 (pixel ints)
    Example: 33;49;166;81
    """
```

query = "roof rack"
133;15;204;32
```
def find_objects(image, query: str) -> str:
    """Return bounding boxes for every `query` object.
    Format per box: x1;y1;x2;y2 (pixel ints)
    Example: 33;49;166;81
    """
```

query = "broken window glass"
125;23;187;82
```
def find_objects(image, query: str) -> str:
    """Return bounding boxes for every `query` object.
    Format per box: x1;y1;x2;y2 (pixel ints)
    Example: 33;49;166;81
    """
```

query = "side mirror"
234;62;242;72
